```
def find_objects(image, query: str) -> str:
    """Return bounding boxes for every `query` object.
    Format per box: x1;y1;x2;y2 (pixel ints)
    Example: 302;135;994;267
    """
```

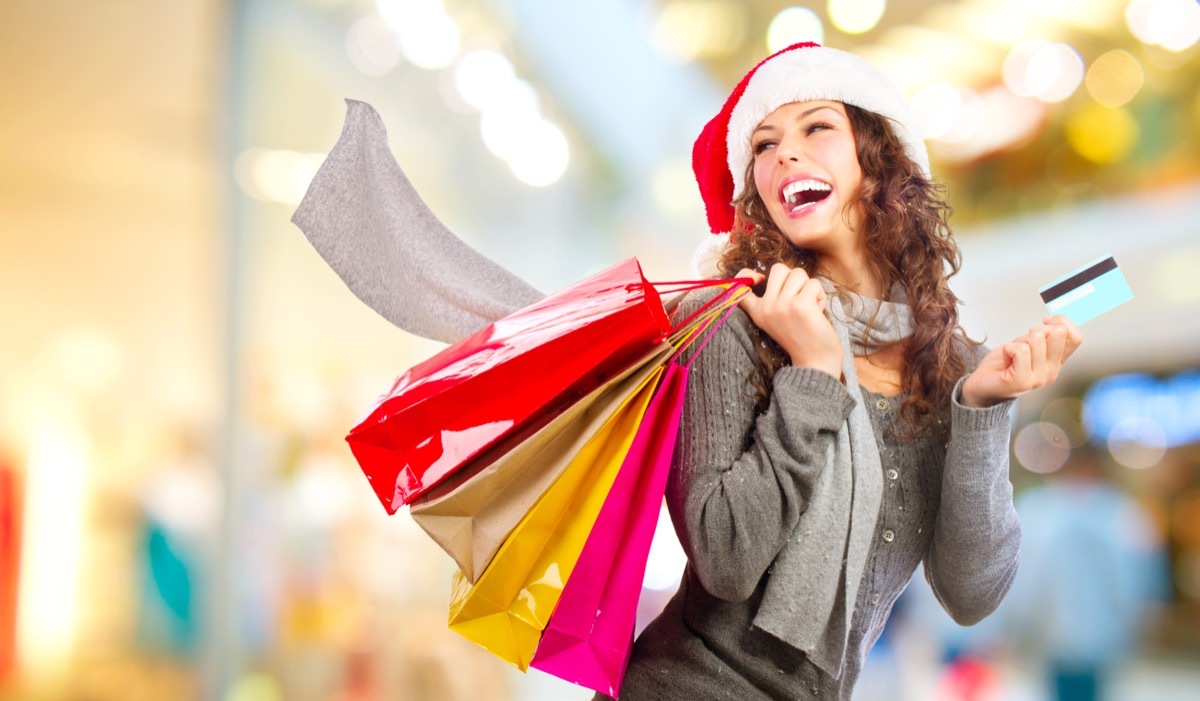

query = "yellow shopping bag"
446;363;664;670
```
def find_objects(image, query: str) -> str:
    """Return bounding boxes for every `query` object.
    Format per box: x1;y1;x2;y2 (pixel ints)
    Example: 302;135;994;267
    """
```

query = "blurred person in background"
1004;443;1169;701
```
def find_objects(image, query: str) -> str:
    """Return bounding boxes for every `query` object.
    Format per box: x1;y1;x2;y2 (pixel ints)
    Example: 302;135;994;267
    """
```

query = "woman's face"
749;100;863;254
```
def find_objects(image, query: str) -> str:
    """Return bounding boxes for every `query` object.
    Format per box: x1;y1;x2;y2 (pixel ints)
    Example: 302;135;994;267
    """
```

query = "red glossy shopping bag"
346;258;672;514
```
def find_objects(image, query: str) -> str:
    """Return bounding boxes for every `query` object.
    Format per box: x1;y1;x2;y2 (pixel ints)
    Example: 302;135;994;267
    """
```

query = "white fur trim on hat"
725;46;929;200
691;232;732;279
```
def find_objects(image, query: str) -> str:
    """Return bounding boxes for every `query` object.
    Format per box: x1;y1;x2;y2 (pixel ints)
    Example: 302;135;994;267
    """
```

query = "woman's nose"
776;137;801;162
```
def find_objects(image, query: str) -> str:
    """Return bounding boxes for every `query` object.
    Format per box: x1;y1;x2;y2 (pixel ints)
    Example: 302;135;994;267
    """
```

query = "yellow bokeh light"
1065;104;1139;164
1086;49;1145;107
653;0;747;61
828;0;887;35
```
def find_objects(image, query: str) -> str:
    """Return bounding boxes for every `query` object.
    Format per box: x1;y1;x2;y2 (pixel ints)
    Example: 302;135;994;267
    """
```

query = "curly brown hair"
718;103;978;437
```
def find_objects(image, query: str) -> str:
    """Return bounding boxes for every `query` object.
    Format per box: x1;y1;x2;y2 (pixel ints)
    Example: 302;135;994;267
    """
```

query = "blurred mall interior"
1;0;1199;699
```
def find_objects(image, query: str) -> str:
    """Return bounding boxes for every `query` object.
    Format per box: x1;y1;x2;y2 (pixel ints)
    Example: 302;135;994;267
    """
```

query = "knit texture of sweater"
598;292;1020;701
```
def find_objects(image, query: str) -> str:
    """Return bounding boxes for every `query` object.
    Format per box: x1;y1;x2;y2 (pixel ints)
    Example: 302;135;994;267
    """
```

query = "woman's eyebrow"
753;105;843;135
799;105;840;119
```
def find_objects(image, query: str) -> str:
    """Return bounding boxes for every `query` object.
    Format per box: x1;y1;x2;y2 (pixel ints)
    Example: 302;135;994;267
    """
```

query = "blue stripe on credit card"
1038;255;1133;325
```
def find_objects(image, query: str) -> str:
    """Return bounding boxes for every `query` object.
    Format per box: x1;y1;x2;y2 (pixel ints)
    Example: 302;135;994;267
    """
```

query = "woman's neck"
815;248;885;299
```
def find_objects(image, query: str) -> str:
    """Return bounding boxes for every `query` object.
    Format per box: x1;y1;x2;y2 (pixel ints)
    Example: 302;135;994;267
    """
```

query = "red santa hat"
690;42;929;275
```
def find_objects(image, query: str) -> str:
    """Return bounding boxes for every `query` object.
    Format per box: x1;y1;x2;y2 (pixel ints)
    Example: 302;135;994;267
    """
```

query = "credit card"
1038;255;1133;325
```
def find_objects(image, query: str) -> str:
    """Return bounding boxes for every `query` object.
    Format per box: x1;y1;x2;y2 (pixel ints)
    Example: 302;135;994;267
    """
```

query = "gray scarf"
291;100;545;344
753;283;913;679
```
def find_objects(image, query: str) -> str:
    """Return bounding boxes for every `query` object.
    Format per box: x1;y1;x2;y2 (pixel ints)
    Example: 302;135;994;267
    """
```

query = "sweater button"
869;593;881;605
882;529;895;543
875;398;889;411
886;468;899;480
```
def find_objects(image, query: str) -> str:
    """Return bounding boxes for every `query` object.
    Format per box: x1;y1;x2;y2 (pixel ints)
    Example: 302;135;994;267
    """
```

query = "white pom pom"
691;232;731;279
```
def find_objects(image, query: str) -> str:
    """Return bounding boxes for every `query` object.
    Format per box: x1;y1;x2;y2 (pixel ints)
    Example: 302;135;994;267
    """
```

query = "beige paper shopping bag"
409;341;674;582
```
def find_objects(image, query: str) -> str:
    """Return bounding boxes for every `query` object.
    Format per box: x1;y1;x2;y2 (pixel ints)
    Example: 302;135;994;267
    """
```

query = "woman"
598;43;1082;701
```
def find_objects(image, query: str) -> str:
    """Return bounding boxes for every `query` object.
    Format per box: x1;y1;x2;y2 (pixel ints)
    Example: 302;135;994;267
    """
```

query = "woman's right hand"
736;264;844;378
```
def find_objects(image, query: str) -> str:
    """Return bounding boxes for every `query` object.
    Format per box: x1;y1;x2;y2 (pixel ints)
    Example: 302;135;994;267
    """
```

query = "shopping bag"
410;341;675;583
527;360;688;696
528;288;744;697
446;364;664;670
410;284;736;583
347;257;672;513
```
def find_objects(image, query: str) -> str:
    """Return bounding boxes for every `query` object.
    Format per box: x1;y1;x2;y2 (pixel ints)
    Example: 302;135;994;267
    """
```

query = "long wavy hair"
718;103;978;438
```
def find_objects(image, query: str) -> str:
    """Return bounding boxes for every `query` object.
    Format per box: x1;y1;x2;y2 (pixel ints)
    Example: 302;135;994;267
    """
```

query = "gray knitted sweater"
599;294;1019;701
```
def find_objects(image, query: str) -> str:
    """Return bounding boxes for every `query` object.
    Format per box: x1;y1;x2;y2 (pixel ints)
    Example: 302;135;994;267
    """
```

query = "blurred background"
1;0;1198;699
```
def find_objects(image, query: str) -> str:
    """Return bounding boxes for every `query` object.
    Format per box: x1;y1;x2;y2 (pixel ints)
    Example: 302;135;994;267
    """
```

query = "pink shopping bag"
528;361;688;696
528;288;743;697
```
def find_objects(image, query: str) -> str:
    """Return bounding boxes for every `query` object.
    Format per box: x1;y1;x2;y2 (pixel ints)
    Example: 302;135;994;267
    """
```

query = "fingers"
765;263;804;300
734;268;765;286
967;316;1084;405
1044;322;1068;365
735;268;767;314
1027;328;1049;385
1005;340;1032;385
1044;314;1084;361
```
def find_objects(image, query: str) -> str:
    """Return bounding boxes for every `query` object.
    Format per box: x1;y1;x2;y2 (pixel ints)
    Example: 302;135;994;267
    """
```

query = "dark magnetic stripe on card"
1039;256;1118;303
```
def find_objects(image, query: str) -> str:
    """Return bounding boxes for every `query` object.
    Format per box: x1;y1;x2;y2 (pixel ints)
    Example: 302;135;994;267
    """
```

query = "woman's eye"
753;140;776;155
805;122;832;135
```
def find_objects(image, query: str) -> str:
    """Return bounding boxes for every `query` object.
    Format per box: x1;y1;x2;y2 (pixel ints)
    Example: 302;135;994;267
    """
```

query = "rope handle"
682;298;743;369
657;280;750;365
661;276;756;334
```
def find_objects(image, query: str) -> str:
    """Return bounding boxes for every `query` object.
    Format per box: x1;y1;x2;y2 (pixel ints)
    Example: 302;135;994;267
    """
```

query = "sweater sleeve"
923;373;1021;625
666;292;857;602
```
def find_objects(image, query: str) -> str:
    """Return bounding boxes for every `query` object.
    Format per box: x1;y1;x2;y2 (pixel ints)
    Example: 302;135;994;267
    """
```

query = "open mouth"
781;178;832;214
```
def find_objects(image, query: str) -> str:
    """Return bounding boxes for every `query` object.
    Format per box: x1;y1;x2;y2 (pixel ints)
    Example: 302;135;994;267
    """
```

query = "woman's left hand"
961;315;1084;408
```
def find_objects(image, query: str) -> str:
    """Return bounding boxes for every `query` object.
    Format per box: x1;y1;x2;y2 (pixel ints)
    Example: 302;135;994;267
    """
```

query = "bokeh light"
767;7;825;52
935;87;985;143
1108;416;1168;469
453;49;517;110
503;119;570;187
1065;104;1139;164
1126;0;1200;52
1003;39;1085;103
377;0;462;69
1153;246;1200;305
1086;49;1145;107
1084;371;1200;448
234;149;327;205
912;83;964;140
651;0;747;61
1014;421;1072;474
1041;397;1090;447
827;0;887;35
344;15;401;76
479;80;542;158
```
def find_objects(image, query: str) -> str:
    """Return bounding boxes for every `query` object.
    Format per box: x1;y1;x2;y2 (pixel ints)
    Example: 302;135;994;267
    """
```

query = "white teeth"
782;179;832;202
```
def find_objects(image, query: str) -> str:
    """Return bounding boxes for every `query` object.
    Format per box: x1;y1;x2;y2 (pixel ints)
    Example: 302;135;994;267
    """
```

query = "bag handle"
682;299;743;369
664;281;750;365
661;276;756;335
